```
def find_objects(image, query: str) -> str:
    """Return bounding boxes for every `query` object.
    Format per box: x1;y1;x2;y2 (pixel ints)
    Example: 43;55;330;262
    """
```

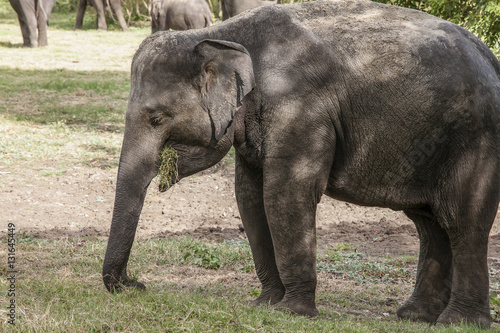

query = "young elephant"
103;0;500;327
9;0;55;47
150;0;212;33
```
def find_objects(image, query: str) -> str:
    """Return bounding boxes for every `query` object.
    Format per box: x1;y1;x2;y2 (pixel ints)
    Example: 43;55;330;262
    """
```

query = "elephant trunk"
102;132;159;292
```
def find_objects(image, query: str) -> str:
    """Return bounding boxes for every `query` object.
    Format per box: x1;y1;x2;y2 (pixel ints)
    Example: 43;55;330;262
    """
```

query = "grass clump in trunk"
158;146;179;192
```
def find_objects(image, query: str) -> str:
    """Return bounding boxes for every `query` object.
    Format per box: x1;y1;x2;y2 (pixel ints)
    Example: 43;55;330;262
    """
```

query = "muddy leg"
73;0;86;30
397;209;452;323
436;226;491;327
435;157;498;328
263;181;319;317
261;159;332;317
235;153;285;306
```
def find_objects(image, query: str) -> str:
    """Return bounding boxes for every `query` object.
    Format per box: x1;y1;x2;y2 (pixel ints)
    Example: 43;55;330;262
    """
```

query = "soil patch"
2;164;500;286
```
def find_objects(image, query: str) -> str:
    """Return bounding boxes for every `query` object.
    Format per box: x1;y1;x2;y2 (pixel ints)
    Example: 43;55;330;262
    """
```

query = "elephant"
102;0;500;328
9;0;55;47
150;0;212;33
74;0;128;31
220;0;274;20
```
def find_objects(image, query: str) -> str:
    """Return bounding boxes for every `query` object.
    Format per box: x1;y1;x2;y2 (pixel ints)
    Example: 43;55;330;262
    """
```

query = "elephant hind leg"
74;0;87;30
36;6;48;46
433;155;498;328
109;0;128;31
397;208;452;323
10;0;37;47
17;16;34;47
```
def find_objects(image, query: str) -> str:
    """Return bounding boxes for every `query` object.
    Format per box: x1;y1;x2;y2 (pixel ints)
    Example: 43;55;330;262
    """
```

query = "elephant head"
102;34;255;291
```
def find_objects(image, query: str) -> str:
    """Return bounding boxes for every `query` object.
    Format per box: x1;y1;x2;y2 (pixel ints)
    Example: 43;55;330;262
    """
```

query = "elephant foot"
109;281;146;293
104;274;146;293
436;306;491;328
250;286;285;306
397;296;446;323
274;296;319;317
123;280;146;290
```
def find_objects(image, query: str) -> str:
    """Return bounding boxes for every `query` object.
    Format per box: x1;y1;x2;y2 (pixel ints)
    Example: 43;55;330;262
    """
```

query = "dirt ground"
2;161;500;287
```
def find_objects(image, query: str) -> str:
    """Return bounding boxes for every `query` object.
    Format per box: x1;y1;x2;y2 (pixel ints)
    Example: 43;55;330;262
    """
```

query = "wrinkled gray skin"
9;0;55;47
103;0;500;327
74;0;128;31
150;0;211;33
220;0;274;20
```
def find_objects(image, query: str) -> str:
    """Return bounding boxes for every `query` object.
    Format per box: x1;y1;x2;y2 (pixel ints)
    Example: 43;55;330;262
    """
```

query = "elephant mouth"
157;146;179;192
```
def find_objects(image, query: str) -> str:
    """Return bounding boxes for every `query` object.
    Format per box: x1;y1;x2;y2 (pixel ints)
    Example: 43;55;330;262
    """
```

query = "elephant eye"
149;115;163;127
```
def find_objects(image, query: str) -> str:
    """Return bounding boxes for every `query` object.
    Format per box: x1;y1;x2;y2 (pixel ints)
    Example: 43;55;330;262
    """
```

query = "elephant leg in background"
36;0;48;47
93;0;107;30
9;0;38;47
108;0;128;31
397;210;452;323
74;0;87;29
220;0;230;21
158;11;168;31
74;0;105;30
235;153;285;306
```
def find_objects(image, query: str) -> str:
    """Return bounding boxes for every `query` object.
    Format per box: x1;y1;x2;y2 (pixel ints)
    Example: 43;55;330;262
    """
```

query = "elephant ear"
194;39;255;141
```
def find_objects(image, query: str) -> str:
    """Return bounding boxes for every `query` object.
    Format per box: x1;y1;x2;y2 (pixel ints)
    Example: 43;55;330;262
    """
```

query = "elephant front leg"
235;154;285;306
109;0;128;31
16;16;34;47
36;6;48;47
265;193;318;317
12;0;38;47
73;0;87;30
263;180;320;317
93;0;107;30
261;155;333;317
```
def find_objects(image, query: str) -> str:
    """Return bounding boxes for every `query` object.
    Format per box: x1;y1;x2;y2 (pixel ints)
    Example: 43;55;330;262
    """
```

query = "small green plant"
17;230;35;244
238;263;255;273
490;292;500;319
248;289;261;297
158;146;179;192
332;242;357;252
183;244;221;269
318;249;412;285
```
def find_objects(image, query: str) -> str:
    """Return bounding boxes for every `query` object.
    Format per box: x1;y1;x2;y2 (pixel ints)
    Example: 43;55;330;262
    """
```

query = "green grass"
0;236;493;332
0;67;129;130
0;0;146;173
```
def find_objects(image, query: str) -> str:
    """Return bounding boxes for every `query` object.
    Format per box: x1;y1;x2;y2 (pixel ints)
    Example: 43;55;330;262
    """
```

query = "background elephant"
103;0;500;328
74;0;128;31
220;0;274;20
150;0;211;33
9;0;55;47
